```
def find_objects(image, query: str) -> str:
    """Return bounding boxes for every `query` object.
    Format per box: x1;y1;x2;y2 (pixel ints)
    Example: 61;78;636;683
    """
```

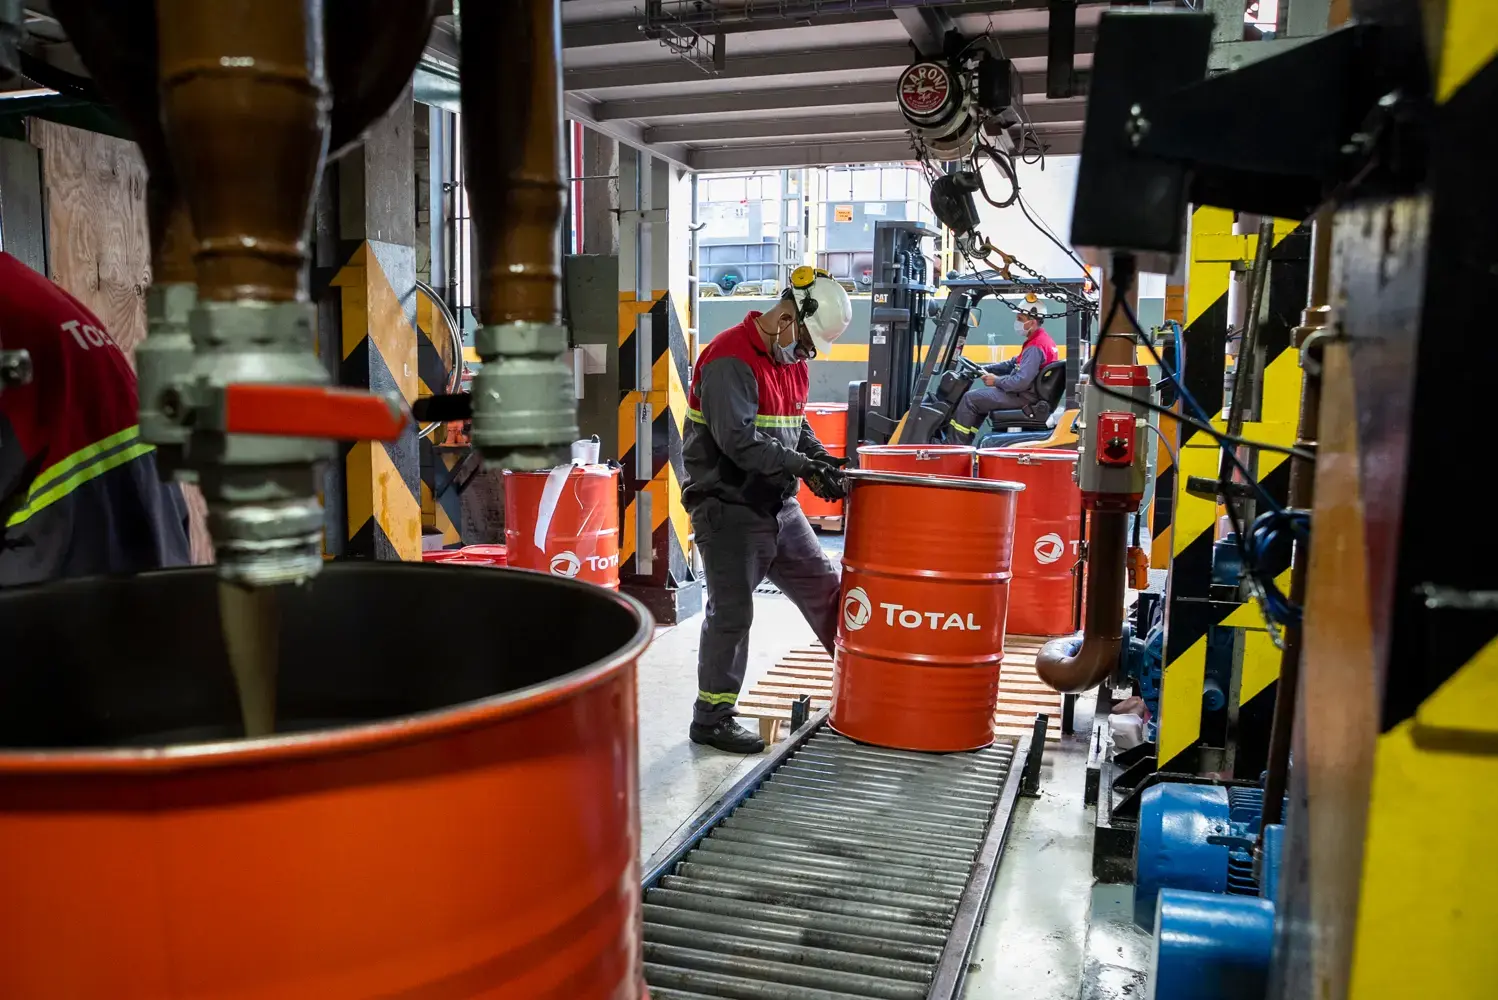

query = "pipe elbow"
1036;635;1123;694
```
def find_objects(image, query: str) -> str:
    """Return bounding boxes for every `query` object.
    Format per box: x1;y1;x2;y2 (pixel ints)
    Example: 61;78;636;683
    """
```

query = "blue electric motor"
1133;783;1264;928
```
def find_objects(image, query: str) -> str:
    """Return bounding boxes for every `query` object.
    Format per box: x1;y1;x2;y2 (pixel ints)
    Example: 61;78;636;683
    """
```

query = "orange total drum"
505;465;621;589
856;443;976;477
832;469;1023;752
797;403;849;519
0;564;651;999
977;448;1083;636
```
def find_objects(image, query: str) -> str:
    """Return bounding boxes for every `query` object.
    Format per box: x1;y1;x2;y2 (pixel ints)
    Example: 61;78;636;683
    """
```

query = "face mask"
1015;321;1029;336
772;341;800;366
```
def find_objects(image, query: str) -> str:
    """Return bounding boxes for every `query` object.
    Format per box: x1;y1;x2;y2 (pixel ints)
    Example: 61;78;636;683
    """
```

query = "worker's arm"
995;345;1043;393
797;419;834;463
982;360;1016;376
698;358;809;476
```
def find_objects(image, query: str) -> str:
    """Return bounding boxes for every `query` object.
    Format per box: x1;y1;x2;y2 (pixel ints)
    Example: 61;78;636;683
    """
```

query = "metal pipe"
706;827;973;874
642;903;944;964
644;962;877;1000
460;0;577;468
1036;510;1129;692
644;888;949;947
643;923;932;983
1036;267;1137;694
719;813;981;861
157;0;328;303
645;942;927;1000
659;875;951;927
1259;211;1330;835
686;848;965;899
674;863;956;911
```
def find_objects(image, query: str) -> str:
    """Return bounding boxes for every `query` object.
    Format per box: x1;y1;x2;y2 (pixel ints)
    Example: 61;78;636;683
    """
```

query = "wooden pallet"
806;515;844;533
737;635;1067;744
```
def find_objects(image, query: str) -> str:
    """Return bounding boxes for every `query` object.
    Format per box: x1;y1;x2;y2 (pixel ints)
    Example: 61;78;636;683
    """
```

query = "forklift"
844;221;1094;456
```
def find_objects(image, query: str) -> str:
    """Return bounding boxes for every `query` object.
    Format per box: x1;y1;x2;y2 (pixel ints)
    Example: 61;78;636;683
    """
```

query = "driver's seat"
986;360;1067;430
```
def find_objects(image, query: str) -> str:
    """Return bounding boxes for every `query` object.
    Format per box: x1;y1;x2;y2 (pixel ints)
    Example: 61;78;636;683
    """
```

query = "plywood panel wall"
30;119;213;563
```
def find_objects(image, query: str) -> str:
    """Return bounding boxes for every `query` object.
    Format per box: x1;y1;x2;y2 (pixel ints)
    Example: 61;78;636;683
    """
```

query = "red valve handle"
223;384;408;442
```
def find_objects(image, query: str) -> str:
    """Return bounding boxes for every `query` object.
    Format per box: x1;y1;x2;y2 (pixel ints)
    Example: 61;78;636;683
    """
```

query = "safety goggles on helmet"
785;266;853;359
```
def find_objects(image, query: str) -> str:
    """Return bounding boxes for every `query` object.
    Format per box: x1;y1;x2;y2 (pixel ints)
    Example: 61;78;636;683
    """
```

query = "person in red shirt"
684;270;852;753
950;307;1060;443
0;251;191;586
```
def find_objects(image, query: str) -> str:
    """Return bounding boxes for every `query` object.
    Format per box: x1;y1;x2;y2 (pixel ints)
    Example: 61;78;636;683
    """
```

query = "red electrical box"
1096;412;1135;467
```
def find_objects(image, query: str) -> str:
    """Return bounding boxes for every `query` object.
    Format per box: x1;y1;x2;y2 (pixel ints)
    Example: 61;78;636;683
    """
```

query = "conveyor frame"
643;708;1032;1000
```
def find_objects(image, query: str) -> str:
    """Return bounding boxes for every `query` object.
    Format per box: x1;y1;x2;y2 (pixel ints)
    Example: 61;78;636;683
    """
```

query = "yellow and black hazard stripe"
1339;12;1498;995
330;241;422;562
1156;207;1310;775
617;287;692;591
415;292;462;548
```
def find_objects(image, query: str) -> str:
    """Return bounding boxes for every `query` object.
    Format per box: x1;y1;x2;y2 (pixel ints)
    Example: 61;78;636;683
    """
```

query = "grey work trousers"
951;385;1028;442
692;496;841;725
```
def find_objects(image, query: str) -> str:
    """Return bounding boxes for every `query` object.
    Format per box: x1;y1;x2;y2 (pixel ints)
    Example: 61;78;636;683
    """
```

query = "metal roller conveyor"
643;710;1031;1000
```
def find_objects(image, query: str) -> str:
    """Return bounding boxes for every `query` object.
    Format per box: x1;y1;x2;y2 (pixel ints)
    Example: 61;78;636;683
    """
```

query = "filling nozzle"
460;0;578;470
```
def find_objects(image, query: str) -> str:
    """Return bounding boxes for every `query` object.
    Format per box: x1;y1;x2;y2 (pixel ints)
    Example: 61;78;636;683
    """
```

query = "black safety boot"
690;717;767;754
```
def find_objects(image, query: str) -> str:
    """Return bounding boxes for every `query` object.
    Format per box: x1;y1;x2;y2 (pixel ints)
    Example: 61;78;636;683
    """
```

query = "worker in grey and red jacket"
683;268;852;754
0;251;192;586
950;307;1060;443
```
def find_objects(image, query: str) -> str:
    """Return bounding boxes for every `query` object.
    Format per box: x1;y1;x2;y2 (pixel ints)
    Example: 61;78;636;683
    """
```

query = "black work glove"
801;461;846;501
822;454;851;469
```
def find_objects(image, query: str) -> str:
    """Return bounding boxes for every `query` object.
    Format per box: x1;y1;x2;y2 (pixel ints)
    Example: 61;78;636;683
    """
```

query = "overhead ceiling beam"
894;6;957;59
561;0;1052;48
564;27;1075;92
596;69;1087;121
643;99;1087;144
689;127;1085;172
646;111;910;144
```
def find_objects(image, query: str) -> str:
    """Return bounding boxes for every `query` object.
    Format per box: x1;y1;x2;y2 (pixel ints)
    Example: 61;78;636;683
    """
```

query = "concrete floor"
633;530;1103;998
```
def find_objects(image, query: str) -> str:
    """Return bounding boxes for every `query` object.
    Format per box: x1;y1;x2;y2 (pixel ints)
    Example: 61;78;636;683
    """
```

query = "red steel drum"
832;469;1023;752
977;448;1082;636
0;563;652;999
856;444;975;477
460;543;510;566
505;465;621;589
797;404;849;520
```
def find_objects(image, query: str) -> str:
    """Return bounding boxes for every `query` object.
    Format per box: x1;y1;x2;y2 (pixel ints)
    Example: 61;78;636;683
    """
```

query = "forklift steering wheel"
955;355;985;380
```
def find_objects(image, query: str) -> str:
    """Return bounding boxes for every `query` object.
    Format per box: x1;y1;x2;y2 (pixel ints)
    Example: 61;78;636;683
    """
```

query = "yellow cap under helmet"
787;267;853;355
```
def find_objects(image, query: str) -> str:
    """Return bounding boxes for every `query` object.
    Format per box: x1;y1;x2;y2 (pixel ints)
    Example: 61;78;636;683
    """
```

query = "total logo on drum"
842;586;982;632
549;550;621;578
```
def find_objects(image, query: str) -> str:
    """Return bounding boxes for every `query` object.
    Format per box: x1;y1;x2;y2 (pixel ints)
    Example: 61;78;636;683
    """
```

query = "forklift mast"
845;221;938;449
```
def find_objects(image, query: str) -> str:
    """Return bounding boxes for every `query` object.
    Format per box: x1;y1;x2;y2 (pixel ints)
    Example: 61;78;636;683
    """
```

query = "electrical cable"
1087;260;1303;624
974;144;1019;209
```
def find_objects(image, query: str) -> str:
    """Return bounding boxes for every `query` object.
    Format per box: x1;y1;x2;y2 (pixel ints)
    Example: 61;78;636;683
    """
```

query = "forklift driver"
949;307;1059;444
683;267;853;754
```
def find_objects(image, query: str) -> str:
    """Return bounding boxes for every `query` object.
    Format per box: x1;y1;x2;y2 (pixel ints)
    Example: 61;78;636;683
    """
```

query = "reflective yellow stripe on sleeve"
5;425;154;529
687;408;707;424
753;414;804;428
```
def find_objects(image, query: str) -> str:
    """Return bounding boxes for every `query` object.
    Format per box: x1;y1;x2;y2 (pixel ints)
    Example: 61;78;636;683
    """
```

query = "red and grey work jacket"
0;252;191;586
683;311;834;514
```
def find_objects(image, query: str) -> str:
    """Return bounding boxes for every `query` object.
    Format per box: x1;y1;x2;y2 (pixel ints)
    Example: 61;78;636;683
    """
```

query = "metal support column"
617;145;699;624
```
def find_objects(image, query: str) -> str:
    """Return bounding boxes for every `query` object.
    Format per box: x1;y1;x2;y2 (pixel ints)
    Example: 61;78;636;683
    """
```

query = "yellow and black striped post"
1283;6;1498;995
616;148;698;622
415;293;461;548
331;240;423;561
1155;207;1309;776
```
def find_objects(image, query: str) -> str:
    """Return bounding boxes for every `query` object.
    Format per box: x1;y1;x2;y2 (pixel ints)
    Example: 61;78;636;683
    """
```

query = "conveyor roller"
643;712;1028;999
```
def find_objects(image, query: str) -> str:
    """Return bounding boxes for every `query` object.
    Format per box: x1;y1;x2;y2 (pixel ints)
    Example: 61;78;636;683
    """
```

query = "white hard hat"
787;267;852;355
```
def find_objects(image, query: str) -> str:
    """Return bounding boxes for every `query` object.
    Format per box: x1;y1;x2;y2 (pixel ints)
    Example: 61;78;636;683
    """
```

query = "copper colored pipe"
1036;271;1139;694
1038;511;1129;693
156;0;329;303
325;0;439;159
460;0;565;326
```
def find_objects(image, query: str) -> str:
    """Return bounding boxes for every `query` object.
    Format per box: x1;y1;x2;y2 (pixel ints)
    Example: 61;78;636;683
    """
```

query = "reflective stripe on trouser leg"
694;501;782;725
